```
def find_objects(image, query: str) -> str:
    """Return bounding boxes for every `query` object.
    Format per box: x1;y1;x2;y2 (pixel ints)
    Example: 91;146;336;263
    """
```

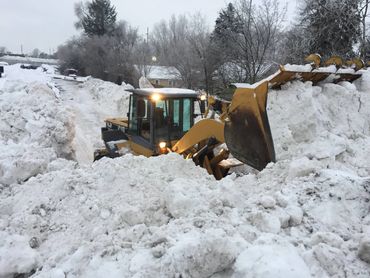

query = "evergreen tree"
210;2;244;88
212;3;243;45
211;0;285;85
77;0;117;37
301;0;361;57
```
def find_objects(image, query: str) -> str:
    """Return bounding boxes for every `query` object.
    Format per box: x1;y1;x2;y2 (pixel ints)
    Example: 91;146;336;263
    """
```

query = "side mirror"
137;99;146;118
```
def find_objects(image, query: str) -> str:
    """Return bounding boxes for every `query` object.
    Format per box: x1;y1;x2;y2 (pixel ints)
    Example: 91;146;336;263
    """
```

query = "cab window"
129;94;151;141
183;99;191;132
128;94;138;134
154;98;193;142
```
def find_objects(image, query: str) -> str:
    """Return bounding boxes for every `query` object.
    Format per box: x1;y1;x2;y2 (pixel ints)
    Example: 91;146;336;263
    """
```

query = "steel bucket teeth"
269;54;363;88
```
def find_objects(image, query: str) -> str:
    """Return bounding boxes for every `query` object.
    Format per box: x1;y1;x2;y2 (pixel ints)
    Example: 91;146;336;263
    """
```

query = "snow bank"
1;66;370;277
2;154;369;277
0;65;74;185
269;78;370;176
82;78;132;117
57;77;131;163
0;64;50;85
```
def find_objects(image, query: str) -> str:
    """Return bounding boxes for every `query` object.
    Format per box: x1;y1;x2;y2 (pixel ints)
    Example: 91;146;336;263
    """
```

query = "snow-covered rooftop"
139;65;181;80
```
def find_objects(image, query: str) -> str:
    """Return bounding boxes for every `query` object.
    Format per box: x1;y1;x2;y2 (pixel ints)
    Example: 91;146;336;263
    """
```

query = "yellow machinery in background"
94;55;365;180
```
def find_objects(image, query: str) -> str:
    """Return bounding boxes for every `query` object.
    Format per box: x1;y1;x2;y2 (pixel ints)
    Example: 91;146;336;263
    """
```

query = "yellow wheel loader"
94;84;275;180
94;55;365;180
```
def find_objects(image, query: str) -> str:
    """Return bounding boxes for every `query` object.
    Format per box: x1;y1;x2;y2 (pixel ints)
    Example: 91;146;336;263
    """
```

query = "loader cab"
127;88;200;154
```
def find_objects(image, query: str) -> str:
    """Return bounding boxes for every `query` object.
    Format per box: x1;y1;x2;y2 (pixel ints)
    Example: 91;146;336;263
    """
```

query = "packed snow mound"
0;65;75;185
0;64;51;85
81;78;132;116
56;77;131;164
1;154;369;277
233;243;311;278
0;231;40;277
269;76;370;176
1;66;370;277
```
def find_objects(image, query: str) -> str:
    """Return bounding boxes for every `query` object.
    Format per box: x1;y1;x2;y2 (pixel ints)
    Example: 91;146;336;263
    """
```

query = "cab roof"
129;88;199;98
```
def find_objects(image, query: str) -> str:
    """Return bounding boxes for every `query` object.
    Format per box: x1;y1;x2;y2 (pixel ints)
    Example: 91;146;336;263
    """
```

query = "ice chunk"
233;244;311;278
0;232;40;277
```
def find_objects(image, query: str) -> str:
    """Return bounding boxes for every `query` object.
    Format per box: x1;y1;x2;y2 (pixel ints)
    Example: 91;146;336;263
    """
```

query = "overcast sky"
0;0;298;54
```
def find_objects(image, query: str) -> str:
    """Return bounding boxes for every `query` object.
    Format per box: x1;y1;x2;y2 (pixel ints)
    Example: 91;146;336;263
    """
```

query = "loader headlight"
200;94;207;101
159;141;167;149
151;94;161;102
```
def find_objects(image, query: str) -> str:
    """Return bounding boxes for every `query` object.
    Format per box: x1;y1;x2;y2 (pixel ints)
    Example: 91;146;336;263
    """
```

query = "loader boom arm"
172;81;276;173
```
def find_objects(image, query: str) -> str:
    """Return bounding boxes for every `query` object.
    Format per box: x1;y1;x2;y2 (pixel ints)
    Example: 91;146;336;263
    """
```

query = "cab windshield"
154;98;192;143
128;94;194;145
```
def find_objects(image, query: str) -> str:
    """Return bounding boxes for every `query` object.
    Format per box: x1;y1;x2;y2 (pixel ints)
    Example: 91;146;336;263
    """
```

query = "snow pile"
0;67;370;277
233;242;311;278
2;155;369;277
269;76;370;176
82;78;132;117
56;77;131;164
0;65;74;185
0;232;40;277
0;64;50;85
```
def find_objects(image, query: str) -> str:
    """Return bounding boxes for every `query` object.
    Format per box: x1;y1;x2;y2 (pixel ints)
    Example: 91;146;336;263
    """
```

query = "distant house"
136;65;183;88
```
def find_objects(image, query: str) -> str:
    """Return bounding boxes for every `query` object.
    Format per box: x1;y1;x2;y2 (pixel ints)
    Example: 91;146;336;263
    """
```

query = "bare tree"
134;38;154;78
360;0;370;59
187;14;219;92
278;26;309;64
107;21;139;84
57;37;85;74
229;0;286;83
151;15;200;88
151;14;221;90
57;21;139;85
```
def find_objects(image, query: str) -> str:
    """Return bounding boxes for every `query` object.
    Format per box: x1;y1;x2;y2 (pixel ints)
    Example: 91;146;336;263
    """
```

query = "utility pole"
146;27;149;44
21;44;23;55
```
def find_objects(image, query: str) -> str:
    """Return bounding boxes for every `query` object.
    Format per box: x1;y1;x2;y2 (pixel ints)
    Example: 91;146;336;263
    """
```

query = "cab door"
128;95;151;138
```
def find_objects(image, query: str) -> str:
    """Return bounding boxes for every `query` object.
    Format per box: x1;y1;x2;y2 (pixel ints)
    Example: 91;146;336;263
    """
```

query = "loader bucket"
268;69;331;89
224;82;276;171
268;66;361;89
332;73;362;83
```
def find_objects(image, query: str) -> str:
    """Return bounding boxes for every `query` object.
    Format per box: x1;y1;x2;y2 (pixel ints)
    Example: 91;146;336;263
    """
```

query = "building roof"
137;65;181;80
